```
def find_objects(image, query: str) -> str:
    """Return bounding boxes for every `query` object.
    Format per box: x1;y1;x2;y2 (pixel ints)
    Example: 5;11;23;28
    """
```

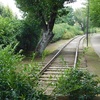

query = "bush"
0;45;47;100
52;23;83;42
0;4;20;47
0;17;18;46
0;9;40;54
62;29;75;39
55;68;100;100
16;20;41;54
52;23;66;42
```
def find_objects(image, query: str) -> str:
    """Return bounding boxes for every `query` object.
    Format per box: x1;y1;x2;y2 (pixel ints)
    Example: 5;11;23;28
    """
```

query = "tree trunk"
35;8;57;54
35;30;54;54
80;23;85;33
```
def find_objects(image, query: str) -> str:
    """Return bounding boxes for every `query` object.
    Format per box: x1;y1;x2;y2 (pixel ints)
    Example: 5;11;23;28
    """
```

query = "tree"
89;0;100;27
0;4;13;18
74;8;87;33
0;4;20;46
16;19;41;54
56;7;75;25
15;0;76;54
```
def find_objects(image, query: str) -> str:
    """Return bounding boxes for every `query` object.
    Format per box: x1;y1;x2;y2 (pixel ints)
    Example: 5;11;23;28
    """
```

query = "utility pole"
86;0;89;47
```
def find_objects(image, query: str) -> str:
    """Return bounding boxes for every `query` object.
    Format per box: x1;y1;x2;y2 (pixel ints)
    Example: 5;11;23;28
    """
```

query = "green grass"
86;46;100;78
78;36;100;78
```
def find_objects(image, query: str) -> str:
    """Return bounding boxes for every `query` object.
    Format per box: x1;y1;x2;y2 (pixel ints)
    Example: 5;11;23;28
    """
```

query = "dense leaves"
0;4;13;18
0;4;20;47
16;19;41;54
74;8;87;33
90;0;100;27
15;0;67;24
15;0;76;54
0;45;47;100
55;68;100;100
0;17;20;46
0;4;40;54
56;7;75;25
52;23;83;42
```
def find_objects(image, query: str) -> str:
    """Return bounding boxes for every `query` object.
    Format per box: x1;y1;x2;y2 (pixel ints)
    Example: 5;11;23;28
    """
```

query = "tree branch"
48;7;58;31
39;11;47;31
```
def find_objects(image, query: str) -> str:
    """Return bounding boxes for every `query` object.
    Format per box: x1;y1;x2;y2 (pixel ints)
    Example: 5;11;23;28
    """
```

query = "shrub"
16;21;41;54
52;23;83;42
52;23;66;42
55;68;100;100
0;45;47;100
0;17;18;46
62;29;75;39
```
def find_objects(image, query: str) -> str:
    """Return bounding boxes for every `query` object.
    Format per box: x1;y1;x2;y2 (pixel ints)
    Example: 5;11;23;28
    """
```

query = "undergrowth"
0;45;47;100
52;23;83;42
54;68;100;100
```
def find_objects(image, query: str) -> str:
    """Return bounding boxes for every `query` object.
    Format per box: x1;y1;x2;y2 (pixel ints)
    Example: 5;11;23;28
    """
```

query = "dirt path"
46;40;68;52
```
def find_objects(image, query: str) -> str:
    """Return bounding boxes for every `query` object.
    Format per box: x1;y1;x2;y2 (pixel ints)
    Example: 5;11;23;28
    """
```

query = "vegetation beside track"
0;45;48;100
85;37;100;78
45;36;99;100
52;23;83;42
54;68;100;100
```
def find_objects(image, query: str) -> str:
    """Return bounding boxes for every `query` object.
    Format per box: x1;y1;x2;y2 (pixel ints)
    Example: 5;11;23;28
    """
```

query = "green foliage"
0;4;21;47
90;0;100;27
52;23;83;42
15;0;76;54
89;27;97;33
0;45;47;100
16;20;41;54
53;23;67;42
15;0;68;14
62;30;75;40
0;45;22;70
0;4;13;18
41;50;51;61
74;8;87;33
96;28;100;32
15;0;69;25
0;4;41;54
55;68;100;100
56;7;75;25
0;16;21;46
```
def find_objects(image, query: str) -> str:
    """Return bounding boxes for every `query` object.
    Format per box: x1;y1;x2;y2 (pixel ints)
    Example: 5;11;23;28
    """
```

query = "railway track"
38;35;85;95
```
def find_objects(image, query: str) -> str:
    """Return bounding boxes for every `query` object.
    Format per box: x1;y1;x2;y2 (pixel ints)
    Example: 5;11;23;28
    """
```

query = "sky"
0;0;22;19
0;0;86;19
65;0;86;9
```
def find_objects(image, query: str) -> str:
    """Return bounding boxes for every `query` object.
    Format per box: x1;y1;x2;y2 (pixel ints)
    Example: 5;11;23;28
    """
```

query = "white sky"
0;0;86;19
65;0;86;9
0;0;22;19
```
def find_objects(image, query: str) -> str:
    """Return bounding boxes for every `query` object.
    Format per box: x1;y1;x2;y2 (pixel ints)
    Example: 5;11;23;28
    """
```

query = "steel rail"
38;35;86;95
73;35;85;68
38;35;81;75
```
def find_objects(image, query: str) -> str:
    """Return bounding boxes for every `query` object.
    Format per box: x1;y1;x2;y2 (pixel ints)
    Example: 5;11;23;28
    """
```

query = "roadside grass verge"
85;42;100;78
